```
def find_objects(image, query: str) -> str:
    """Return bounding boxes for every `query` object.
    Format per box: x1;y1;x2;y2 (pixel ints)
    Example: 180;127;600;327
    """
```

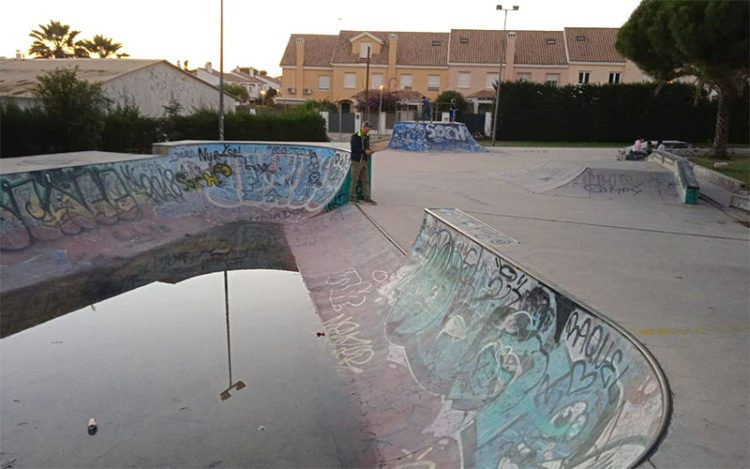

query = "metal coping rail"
354;204;408;256
423;207;673;468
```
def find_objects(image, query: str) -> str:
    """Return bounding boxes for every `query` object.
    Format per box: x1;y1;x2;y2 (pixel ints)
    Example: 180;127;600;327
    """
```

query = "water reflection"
220;271;246;401
1;270;375;468
1;222;296;339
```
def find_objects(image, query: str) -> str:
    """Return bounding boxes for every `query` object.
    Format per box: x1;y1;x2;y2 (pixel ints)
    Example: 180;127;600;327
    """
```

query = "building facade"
278;27;648;107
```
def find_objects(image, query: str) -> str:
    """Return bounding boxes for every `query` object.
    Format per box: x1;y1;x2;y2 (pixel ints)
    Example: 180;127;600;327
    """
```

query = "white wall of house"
104;62;235;116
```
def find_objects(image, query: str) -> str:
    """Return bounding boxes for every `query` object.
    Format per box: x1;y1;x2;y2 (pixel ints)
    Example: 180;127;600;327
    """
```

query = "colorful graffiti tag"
388;122;486;152
380;209;668;468
0;143;350;253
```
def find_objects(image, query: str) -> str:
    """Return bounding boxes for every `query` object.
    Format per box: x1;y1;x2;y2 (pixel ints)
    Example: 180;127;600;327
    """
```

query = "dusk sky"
1;0;642;76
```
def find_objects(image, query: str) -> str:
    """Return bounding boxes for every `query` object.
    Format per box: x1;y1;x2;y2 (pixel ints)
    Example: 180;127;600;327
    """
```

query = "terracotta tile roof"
331;31;449;67
279;34;338;67
449;29;505;64
203;69;262;84
227;70;265;84
467;88;496;99
565;27;624;63
515;31;567;65
450;29;566;65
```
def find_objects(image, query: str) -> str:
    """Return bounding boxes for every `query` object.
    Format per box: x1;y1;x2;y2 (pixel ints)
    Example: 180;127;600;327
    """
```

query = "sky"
1;0;643;77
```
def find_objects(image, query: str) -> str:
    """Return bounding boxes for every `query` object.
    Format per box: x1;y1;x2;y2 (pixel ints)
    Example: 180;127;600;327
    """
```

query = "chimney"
387;34;398;89
295;37;305;97
505;32;517;81
205;62;213;73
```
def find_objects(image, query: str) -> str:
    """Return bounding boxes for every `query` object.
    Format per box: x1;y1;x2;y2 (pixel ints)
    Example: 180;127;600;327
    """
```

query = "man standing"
421;96;431;121
350;121;377;205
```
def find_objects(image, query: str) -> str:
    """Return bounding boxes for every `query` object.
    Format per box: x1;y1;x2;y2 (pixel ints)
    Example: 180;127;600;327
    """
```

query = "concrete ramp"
292;207;670;468
503;161;680;202
388;121;486;152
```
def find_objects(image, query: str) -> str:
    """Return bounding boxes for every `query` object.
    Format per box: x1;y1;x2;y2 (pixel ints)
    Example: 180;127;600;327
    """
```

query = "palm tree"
28;20;89;58
80;34;129;58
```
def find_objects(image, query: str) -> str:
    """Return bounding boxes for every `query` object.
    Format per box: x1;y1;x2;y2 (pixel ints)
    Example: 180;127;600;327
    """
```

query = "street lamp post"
378;85;384;134
218;0;225;141
491;4;519;146
260;89;266;108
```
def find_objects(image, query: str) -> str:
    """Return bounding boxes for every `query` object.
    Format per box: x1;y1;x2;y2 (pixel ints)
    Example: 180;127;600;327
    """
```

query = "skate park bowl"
0;142;670;468
388;121;486;152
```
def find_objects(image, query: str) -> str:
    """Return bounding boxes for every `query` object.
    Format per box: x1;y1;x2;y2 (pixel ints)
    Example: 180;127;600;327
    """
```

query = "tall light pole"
218;0;225;141
491;4;518;146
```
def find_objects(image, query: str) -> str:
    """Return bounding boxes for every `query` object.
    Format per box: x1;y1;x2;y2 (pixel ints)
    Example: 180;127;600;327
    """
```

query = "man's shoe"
363;198;377;205
349;197;359;203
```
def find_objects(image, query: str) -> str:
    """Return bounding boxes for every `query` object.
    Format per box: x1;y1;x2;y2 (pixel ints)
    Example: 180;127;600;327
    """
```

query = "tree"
80;34;128;58
436;90;468;113
617;0;749;157
32;67;110;151
223;83;250;104
28;20;88;58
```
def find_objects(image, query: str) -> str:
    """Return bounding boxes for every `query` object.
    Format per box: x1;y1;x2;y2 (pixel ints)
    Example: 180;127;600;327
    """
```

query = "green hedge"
1;106;328;158
495;82;748;144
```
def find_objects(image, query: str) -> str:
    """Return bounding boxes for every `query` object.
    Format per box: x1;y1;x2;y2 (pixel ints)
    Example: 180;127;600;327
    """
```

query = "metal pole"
219;0;225;141
491;6;516;146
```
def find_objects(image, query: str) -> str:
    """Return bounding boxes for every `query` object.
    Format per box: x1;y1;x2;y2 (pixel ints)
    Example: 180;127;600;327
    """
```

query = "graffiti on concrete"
0;143;350;252
381;210;666;468
388;122;486;153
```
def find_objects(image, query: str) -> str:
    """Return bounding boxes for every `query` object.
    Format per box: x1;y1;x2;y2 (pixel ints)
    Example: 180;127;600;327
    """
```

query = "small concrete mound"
502;161;681;203
388;121;486;152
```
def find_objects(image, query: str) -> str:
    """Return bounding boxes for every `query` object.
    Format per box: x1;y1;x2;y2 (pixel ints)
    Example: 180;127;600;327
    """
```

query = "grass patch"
688;155;750;186
479;140;626;148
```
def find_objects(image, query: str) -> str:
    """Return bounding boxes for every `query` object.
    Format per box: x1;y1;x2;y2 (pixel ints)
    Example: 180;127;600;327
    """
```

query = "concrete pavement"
359;146;749;468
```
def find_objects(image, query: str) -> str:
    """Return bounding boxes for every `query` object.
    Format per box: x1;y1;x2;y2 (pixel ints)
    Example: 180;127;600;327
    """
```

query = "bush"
436;90;468;113
101;104;160;153
493;81;746;143
1;104;329;157
32;67;110;152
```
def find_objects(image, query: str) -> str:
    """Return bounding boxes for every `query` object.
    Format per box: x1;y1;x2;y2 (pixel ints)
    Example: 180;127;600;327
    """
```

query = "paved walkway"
359;146;749;468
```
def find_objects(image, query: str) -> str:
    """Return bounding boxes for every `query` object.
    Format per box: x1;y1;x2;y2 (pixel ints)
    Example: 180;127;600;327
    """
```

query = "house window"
576;35;586;42
431;40;442;47
486;72;499;89
428;75;441;91
359;42;372;59
344;72;356;89
318;75;331;90
545;73;560;86
517;72;531;82
578;71;591;84
608;72;621;84
371;73;384;88
457;72;471;88
400;74;413;89
459;37;469;44
545;38;556;45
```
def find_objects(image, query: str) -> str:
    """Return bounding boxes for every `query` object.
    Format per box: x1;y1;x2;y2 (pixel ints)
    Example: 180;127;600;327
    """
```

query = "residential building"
278;27;648;109
196;62;265;100
0;58;235;116
235;66;281;92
